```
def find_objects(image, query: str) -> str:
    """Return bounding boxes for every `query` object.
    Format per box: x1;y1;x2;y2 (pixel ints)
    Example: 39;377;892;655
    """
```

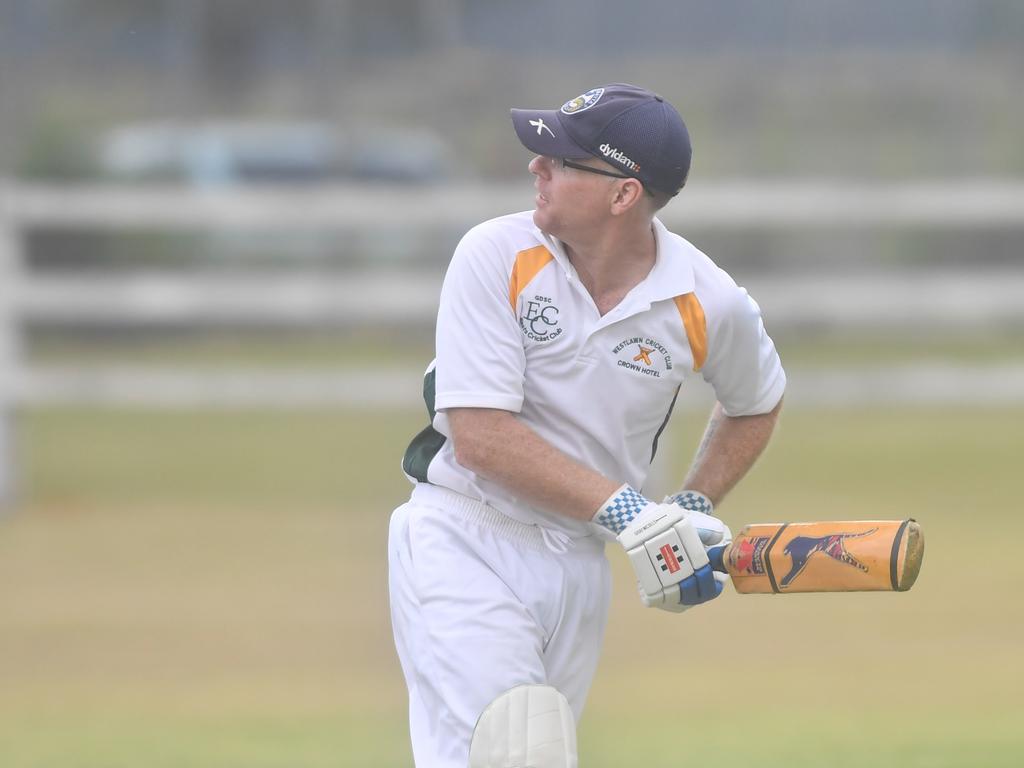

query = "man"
389;84;785;767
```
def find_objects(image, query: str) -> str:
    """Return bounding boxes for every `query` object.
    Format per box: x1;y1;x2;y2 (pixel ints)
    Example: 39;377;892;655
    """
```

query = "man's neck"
562;222;657;315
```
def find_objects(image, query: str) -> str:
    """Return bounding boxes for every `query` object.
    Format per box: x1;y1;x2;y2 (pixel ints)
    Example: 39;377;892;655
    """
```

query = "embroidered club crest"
561;88;605;115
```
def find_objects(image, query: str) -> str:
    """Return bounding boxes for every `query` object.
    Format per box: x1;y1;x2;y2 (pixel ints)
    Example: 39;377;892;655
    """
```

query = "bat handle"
707;544;728;574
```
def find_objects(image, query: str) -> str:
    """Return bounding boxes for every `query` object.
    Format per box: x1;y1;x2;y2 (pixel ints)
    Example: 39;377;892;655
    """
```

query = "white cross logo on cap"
529;118;554;137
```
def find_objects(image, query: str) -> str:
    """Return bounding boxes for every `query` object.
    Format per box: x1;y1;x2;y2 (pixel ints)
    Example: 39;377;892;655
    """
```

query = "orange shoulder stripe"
673;293;708;372
508;246;554;311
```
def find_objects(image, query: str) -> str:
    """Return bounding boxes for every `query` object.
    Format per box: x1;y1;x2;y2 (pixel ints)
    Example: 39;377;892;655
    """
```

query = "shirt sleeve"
701;285;786;417
433;225;527;413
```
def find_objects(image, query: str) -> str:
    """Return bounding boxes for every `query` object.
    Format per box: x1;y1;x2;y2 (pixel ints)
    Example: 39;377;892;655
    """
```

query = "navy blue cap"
511;83;692;196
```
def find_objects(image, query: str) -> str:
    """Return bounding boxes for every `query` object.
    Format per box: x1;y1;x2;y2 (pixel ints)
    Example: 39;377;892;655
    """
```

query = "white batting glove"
665;490;732;590
594;485;723;612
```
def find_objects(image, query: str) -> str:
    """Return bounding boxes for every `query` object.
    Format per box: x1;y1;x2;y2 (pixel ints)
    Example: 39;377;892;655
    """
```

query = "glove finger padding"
638;561;724;612
679;562;723;605
638;581;688;612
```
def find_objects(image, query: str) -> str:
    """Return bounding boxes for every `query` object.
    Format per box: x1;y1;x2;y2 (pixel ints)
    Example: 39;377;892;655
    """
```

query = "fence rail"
6;179;1024;229
15;364;1024;410
15;268;1024;329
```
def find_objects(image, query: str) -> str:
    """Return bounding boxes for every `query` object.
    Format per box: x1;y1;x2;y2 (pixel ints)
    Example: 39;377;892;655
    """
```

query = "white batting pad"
469;684;578;768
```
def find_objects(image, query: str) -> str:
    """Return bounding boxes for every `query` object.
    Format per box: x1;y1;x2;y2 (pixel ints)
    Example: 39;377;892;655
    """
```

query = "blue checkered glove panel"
666;490;714;516
594;485;649;535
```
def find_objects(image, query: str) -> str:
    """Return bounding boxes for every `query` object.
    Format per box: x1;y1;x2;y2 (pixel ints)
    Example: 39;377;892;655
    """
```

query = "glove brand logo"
560;88;605;115
658;543;682;574
780;528;878;589
612;337;673;378
633;513;669;536
598;143;640;172
519;295;563;342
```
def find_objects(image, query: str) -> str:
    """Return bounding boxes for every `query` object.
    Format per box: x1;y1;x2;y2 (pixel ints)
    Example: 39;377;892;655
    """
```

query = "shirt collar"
539;230;575;277
538;216;695;302
643;217;696;301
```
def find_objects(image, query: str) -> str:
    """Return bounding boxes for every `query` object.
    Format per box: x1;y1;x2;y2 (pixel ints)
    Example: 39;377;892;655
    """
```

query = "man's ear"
609;179;645;215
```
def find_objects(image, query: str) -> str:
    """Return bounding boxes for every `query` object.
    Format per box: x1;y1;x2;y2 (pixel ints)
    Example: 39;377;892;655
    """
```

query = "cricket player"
388;83;785;767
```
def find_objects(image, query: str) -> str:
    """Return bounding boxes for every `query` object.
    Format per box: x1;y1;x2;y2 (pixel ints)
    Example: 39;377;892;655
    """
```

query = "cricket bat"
706;519;924;593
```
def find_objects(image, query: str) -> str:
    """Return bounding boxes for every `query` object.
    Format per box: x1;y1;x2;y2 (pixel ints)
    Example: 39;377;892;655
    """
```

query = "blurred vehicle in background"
97;121;453;185
99;121;343;185
345;129;454;183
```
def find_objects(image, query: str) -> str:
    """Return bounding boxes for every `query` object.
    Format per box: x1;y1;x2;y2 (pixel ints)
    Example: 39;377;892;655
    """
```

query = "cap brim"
510;109;592;159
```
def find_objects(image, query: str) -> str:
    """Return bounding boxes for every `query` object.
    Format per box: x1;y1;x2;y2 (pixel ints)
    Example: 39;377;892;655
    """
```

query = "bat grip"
707;544;728;574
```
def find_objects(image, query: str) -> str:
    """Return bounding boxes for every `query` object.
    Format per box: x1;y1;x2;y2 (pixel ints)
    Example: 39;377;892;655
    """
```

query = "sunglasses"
558;158;632;180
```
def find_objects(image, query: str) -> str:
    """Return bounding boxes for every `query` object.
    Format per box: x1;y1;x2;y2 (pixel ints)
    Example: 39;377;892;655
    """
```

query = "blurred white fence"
2;179;1024;503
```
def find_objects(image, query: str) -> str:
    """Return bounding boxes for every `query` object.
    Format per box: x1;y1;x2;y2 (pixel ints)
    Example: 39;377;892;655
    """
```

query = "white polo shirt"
402;211;785;538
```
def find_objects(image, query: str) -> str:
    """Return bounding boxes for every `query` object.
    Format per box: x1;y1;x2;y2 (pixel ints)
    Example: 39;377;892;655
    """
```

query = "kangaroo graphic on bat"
779;528;879;589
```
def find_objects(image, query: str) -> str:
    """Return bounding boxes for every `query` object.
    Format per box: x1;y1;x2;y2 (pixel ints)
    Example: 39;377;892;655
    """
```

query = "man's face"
528;155;625;240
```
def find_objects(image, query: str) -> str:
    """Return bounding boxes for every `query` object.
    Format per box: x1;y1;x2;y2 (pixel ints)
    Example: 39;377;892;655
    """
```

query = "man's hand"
594;485;723;612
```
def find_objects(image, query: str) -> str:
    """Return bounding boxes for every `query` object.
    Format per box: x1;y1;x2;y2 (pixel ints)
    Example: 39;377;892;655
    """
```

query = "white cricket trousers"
388;483;611;768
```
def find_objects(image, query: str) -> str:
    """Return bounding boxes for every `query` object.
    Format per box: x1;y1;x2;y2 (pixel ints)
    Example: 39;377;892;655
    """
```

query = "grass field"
1;405;1022;767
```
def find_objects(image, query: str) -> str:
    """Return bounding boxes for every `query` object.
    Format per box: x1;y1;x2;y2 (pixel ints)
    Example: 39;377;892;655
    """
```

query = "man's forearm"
447;408;620;522
679;398;783;506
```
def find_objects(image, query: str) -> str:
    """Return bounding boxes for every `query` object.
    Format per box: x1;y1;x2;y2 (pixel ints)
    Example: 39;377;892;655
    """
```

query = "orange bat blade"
719;519;924;594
